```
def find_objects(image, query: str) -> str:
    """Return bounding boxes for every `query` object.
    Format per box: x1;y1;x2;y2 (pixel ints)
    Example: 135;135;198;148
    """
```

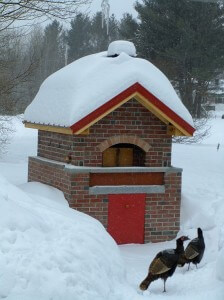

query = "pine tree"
135;0;224;118
90;12;120;53
90;12;110;53
67;13;92;62
108;14;120;45
42;20;65;79
119;13;138;44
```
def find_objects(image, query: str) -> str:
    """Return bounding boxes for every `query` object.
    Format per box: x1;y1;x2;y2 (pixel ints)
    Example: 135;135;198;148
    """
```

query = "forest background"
0;0;224;131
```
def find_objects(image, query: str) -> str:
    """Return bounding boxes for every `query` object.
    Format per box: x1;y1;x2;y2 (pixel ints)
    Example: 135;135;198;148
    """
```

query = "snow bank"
172;109;224;293
217;248;224;282
218;225;224;251
0;175;127;300
217;225;224;281
20;181;69;208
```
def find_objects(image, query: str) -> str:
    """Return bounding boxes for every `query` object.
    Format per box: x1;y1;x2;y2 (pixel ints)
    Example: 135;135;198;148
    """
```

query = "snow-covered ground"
0;107;224;300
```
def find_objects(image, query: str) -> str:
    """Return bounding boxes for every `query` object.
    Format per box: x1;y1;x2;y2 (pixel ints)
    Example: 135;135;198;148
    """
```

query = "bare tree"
0;115;14;156
0;1;91;156
173;118;211;144
0;29;37;114
0;0;91;30
0;28;41;157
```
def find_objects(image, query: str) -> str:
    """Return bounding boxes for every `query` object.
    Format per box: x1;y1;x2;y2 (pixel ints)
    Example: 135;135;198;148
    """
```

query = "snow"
24;42;193;128
0;109;224;299
0;115;37;185
0;174;128;300
217;248;224;282
107;40;137;57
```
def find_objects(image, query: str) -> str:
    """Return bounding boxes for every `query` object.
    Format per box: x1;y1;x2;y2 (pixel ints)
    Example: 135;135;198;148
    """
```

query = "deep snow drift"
0;177;130;300
0;108;224;299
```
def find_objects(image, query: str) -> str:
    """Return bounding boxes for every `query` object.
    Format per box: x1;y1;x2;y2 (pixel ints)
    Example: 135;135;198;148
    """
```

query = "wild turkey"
139;236;189;292
178;228;205;270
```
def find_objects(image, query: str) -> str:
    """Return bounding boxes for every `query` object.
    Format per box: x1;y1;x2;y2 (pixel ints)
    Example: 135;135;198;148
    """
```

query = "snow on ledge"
29;156;183;174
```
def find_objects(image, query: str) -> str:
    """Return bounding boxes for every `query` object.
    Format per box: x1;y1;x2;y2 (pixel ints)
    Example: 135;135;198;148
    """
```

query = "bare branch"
173;117;211;144
0;115;14;156
0;0;91;30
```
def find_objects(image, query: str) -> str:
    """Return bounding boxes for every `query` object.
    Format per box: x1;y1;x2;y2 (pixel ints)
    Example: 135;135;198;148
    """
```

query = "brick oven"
24;41;195;244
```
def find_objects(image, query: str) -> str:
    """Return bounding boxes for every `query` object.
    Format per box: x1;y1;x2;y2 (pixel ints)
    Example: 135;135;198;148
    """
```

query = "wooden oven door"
108;194;145;244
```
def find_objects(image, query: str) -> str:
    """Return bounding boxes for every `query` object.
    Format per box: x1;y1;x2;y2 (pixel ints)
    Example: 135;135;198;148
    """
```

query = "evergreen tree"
42;20;65;79
23;26;45;109
22;22;65;111
90;12;110;53
90;12;120;53
67;13;92;62
119;13;138;44
135;0;224;118
108;14;120;44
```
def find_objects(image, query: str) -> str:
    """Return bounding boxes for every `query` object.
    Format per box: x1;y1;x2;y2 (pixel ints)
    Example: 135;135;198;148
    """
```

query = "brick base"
28;157;182;243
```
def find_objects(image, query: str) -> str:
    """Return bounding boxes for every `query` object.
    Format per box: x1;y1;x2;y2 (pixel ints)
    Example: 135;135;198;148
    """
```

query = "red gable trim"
70;82;195;136
70;83;138;133
136;83;195;135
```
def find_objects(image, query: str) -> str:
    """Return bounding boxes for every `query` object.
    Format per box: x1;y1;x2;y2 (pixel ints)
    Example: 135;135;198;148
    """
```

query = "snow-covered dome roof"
24;41;194;135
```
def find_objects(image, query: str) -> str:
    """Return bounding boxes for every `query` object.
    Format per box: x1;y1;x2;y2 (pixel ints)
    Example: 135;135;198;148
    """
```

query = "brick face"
28;98;182;243
144;172;181;242
28;158;181;243
37;99;172;168
28;158;108;228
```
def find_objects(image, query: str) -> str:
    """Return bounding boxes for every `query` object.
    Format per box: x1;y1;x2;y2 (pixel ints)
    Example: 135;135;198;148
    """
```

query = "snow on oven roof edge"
24;41;194;132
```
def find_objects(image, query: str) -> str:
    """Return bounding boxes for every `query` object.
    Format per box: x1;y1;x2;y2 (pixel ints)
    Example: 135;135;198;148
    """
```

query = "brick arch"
97;135;151;152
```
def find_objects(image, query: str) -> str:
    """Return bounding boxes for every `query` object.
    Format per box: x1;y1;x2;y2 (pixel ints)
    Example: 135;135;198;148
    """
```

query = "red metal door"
108;194;145;244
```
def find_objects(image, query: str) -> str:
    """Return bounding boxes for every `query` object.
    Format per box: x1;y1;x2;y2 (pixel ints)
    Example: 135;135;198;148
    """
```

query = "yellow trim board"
135;93;192;136
75;92;191;136
75;93;138;134
25;91;192;137
24;122;73;135
79;128;90;135
167;125;185;136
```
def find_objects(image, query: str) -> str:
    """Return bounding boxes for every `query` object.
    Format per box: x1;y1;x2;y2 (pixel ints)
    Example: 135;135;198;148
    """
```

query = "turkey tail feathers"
185;246;199;260
149;257;171;275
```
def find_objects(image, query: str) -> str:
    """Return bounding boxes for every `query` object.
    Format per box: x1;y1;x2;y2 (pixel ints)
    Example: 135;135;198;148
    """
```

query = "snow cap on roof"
107;40;137;57
24;40;194;134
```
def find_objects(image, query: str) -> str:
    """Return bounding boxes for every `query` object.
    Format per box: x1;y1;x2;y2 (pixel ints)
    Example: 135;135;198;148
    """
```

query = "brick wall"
28;98;181;243
28;157;72;201
144;172;181;242
28;158;109;228
37;99;172;168
28;157;181;243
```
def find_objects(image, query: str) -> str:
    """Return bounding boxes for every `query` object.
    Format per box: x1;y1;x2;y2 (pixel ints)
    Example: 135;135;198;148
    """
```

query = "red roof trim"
70;82;195;135
70;83;138;133
136;83;195;135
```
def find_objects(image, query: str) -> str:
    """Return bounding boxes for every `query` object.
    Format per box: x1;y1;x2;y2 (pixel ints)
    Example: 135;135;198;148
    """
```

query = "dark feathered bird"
139;236;190;293
178;228;205;270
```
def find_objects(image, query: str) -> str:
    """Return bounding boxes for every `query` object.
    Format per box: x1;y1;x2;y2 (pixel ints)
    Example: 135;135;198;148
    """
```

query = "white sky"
82;0;139;19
